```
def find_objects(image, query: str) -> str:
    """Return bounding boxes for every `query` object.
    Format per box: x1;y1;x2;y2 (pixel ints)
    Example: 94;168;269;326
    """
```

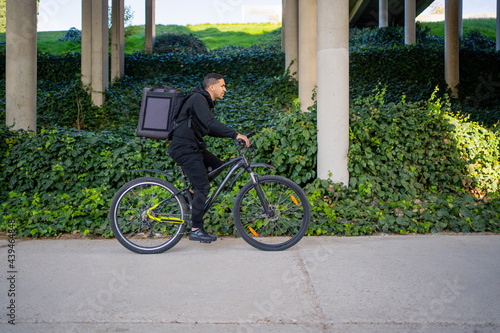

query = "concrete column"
284;0;298;78
111;0;125;80
92;0;109;106
111;0;125;81
81;0;109;106
445;0;459;98
282;0;286;52
497;0;500;51
6;0;37;131
405;0;416;44
298;0;317;112
379;0;388;27
81;0;92;88
458;0;463;36
145;0;156;53
317;0;350;185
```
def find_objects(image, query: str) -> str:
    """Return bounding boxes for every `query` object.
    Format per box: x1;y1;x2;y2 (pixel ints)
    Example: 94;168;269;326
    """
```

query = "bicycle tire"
233;175;310;251
109;177;188;254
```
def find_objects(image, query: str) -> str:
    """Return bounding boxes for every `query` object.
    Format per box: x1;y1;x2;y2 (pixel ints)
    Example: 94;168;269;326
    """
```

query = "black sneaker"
189;228;217;243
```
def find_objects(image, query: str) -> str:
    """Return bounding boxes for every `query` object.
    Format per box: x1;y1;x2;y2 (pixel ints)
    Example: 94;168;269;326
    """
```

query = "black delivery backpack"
136;86;191;140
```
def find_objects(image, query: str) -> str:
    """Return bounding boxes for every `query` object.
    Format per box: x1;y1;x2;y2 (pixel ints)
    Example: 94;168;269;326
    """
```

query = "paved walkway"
1;234;499;332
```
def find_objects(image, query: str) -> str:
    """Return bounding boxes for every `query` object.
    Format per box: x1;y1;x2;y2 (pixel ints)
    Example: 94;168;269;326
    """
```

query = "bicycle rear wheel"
233;175;310;251
109;177;187;254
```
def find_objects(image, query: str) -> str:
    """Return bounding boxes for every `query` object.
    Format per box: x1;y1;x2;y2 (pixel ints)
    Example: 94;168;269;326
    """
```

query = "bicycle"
108;131;310;254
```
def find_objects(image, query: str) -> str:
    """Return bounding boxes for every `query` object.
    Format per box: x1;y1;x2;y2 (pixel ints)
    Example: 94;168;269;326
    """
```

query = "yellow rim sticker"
147;205;184;224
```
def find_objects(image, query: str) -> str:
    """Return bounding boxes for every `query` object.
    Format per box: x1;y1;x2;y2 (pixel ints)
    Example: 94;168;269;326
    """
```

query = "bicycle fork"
247;168;272;218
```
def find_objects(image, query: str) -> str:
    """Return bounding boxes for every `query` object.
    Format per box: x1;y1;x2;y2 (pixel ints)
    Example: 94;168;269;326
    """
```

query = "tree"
430;0;445;15
108;3;134;29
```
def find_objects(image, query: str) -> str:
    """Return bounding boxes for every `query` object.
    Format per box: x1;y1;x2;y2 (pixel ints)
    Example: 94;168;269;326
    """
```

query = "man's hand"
236;133;250;147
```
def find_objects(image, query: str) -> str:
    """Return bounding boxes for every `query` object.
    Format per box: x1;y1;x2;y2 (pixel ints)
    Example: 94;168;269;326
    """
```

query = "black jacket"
167;86;237;158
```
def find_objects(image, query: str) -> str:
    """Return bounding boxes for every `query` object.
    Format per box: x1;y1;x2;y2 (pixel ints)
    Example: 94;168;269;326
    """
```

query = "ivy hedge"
1;27;498;121
0;47;285;82
0;28;499;238
1;90;499;238
349;26;500;126
254;91;500;236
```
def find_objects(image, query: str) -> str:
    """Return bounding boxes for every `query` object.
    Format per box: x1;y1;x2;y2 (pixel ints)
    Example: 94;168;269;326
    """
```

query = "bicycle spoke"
233;175;310;251
109;177;187;254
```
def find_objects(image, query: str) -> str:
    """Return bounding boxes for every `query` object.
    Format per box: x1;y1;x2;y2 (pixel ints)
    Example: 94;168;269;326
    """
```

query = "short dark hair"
203;73;224;89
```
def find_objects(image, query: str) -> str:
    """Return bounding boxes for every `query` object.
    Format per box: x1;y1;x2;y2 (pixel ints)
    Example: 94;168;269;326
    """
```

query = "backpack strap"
175;92;197;127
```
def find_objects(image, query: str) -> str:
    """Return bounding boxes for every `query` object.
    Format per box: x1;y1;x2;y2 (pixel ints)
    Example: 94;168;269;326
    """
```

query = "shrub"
1;27;499;238
123;47;284;78
253;104;317;185
37;80;103;130
36;52;81;82
1;88;499;238
305;179;500;236
124;25;140;38
0;127;176;237
154;33;208;54
58;27;81;43
460;30;496;50
348;89;500;199
349;24;444;51
251;90;500;236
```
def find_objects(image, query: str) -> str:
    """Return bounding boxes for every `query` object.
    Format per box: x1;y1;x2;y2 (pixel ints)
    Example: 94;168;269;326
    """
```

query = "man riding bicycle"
167;73;250;243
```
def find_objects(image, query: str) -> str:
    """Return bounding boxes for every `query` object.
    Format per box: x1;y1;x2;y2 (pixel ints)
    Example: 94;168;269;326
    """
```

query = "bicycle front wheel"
233;175;310;251
109;177;187;254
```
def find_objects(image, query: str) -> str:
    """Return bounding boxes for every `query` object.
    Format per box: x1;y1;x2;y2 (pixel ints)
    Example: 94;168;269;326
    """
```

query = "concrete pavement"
1;234;499;332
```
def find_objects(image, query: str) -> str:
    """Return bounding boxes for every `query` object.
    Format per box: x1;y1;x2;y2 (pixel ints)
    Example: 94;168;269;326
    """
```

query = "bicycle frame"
127;144;274;224
203;155;248;214
187;150;273;216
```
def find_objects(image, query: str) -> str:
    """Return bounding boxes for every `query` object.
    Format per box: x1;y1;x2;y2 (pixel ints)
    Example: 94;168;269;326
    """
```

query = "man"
167;73;250;243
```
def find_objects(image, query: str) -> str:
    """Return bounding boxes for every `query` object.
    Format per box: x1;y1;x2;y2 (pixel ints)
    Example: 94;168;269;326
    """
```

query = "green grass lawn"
420;18;497;39
0;23;282;54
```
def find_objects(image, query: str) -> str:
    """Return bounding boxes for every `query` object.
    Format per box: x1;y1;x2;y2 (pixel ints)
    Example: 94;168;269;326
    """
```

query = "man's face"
211;79;226;100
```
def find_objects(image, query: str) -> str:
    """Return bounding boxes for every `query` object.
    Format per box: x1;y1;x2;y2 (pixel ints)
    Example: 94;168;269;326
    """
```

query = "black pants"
173;149;223;229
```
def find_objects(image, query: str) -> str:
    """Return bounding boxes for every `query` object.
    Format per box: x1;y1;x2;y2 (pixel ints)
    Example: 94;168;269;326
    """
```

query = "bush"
123;47;285;78
0;126;176;237
460;30;496;50
1;27;499;238
349;24;444;51
37;80;103;130
36;52;81;82
154;33;208;54
1;89;499;238
253;104;317;185
58;27;81;43
124;25;140;38
305;179;500;236
348;89;500;199
350;45;500;127
250;89;500;236
0;28;496;127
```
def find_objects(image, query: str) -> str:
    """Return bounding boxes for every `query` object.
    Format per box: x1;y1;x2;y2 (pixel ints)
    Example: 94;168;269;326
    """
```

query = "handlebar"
246;130;256;138
236;130;256;150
